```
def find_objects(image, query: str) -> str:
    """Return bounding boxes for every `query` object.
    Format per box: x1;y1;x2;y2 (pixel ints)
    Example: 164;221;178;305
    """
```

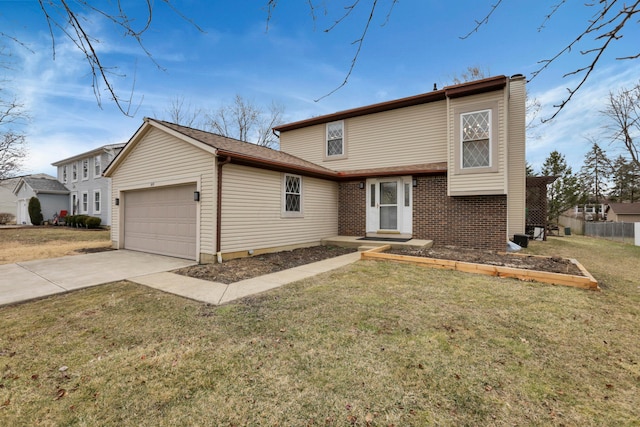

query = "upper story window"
326;121;345;159
283;173;302;216
72;163;78;181
62;166;67;183
461;110;491;169
82;159;89;180
94;155;101;177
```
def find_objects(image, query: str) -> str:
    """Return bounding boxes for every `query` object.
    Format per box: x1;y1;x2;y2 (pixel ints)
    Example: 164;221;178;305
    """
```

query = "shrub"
28;197;43;225
0;212;15;224
65;215;75;227
74;215;89;228
85;216;102;229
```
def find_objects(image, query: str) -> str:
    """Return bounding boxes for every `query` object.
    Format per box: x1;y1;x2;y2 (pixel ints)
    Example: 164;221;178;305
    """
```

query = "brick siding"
412;175;507;251
338;175;507;251
338;181;366;236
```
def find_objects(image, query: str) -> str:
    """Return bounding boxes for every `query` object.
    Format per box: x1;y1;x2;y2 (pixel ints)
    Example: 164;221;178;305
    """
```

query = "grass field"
0;227;111;264
0;235;639;425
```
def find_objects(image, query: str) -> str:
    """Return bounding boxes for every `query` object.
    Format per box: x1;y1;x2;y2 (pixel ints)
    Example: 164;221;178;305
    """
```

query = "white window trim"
282;173;303;218
324;120;347;161
81;191;89;214
93;190;101;214
453;101;499;175
72;163;78;182
82;159;89;180
62;166;67;183
94;155;101;178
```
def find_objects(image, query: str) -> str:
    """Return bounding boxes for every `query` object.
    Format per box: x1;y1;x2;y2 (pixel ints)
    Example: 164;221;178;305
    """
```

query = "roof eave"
216;150;338;180
274;75;508;132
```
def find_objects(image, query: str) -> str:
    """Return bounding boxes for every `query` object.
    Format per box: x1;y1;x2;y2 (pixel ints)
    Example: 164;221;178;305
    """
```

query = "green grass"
1;235;639;425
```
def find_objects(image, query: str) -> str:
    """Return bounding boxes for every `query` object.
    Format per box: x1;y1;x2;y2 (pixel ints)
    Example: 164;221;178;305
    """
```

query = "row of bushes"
64;215;102;229
0;212;15;225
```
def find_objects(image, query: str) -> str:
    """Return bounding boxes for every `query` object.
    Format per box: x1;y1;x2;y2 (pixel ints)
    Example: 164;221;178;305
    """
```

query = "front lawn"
0;227;111;264
0;236;638;425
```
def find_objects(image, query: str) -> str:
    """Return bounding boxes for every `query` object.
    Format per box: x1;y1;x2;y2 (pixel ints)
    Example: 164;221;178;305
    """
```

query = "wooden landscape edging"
360;245;600;291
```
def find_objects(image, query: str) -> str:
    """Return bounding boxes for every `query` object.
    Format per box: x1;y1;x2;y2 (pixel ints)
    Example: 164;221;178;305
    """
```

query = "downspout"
216;155;232;263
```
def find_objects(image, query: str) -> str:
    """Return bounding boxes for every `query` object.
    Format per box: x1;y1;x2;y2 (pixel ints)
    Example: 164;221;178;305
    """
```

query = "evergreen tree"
610;155;640;202
28;197;43;226
578;142;611;219
541;151;582;225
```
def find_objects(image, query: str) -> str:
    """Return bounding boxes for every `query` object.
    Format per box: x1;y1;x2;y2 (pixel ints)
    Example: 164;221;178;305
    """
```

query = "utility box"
564;227;571;236
513;234;529;248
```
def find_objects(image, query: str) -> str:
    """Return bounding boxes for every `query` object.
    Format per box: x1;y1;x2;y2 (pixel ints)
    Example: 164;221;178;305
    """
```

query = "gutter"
216;155;231;263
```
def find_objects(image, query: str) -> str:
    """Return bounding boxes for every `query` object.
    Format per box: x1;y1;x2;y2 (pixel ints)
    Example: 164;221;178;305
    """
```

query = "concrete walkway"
130;251;362;305
0;250;195;306
0;250;362;307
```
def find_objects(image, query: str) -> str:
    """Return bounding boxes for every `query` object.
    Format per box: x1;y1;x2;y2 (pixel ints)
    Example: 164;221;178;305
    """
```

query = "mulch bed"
388;246;584;276
174;245;357;284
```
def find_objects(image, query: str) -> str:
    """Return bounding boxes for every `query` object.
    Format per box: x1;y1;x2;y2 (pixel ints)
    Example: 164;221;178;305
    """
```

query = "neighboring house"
52;143;125;226
0;174;55;221
0;177;20;220
13;175;69;225
105;75;526;262
605;203;640;222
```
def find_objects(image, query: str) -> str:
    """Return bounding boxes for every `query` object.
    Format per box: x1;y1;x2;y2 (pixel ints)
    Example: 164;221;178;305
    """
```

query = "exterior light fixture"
194;191;200;202
412;178;418;187
359;182;365;189
115;198;120;205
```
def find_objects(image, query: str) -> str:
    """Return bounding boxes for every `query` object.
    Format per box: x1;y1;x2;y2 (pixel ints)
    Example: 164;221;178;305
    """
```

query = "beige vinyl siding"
220;164;338;253
506;77;527;238
110;127;216;258
279;102;448;170
447;91;507;196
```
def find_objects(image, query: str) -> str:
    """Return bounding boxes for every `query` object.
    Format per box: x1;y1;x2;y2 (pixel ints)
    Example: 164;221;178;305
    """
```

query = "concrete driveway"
0;250;195;306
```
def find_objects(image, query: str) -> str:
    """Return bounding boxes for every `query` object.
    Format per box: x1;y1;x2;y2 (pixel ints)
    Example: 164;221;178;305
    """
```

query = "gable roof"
273;75;510;132
52;143;126;166
152;119;338;178
105;118;449;181
14;176;69;195
606;202;640;215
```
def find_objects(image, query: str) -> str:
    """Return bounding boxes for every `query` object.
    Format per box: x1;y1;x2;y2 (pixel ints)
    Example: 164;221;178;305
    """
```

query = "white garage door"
124;184;197;260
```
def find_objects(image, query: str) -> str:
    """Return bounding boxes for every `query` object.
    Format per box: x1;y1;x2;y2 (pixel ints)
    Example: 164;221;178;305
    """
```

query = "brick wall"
338;176;507;251
412;175;507;251
338;181;366;236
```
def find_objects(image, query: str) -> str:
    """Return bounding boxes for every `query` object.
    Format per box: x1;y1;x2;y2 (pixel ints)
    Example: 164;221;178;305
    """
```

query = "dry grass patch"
0;236;639;425
0;227;111;264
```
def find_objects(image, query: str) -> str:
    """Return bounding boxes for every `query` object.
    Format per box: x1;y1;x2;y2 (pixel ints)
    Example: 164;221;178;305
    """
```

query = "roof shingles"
150;119;448;181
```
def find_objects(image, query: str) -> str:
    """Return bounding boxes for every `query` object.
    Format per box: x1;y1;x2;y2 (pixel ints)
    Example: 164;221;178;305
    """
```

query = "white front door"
366;176;412;236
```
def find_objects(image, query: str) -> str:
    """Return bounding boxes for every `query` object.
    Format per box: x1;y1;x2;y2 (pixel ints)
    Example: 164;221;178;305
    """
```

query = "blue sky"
1;1;639;177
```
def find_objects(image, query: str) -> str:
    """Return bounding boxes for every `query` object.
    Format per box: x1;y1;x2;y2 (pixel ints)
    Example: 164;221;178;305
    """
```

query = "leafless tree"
1;1;202;116
159;95;206;129
0;94;28;179
602;81;640;169
463;1;640;121
205;95;284;149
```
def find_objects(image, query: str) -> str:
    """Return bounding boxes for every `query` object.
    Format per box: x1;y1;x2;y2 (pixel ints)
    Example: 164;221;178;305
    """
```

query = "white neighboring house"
52;143;125;226
13;174;70;225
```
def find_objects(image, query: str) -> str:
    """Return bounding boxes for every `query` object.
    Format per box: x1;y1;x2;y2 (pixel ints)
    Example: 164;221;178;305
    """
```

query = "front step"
357;245;386;252
322;236;433;250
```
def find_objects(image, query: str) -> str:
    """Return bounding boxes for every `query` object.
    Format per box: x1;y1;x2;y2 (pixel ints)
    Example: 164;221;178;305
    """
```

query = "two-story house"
104;75;526;262
52;143;125;226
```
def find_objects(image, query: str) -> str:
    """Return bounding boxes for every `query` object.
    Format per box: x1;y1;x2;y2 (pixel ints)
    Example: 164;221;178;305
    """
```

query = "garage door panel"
124;184;197;260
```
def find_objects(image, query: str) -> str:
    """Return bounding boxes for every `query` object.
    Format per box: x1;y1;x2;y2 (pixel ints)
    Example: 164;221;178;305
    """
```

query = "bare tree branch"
1;1;202;116
459;0;503;40
464;1;640;121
